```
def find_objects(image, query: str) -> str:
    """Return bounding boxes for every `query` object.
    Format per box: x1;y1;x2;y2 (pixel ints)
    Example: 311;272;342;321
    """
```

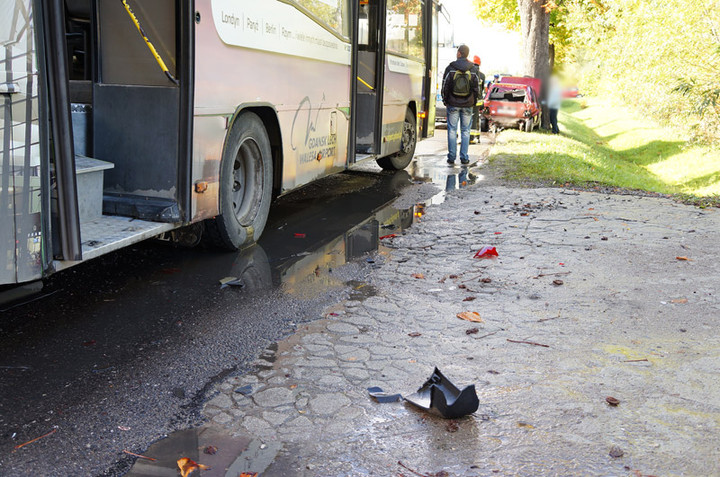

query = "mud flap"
404;367;479;419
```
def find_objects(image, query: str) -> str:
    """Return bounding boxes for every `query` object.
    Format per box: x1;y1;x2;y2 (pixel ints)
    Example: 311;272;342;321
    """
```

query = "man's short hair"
457;45;469;58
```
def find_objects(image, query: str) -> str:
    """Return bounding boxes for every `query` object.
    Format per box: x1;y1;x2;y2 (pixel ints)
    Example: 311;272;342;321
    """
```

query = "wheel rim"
400;118;416;154
232;137;264;224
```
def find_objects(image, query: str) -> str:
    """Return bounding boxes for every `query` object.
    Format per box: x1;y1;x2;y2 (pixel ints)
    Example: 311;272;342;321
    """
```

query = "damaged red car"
481;76;542;132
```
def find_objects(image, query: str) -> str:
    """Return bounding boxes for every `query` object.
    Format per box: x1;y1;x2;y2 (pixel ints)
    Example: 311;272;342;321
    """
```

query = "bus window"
386;0;424;58
294;0;351;38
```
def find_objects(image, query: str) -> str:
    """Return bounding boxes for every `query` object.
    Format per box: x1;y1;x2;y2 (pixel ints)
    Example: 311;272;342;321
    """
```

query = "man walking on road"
441;45;480;165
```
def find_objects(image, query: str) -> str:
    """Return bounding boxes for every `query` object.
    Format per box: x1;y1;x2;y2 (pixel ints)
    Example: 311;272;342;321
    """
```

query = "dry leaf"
671;298;688;304
676;256;692;261
177;458;210;477
411;273;425;279
463;296;477;302
457;311;483;323
408;331;422;337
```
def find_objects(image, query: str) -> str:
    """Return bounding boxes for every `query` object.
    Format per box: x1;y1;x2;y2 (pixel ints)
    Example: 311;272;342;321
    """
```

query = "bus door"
352;0;386;157
1;0;44;285
91;0;192;224
421;0;440;138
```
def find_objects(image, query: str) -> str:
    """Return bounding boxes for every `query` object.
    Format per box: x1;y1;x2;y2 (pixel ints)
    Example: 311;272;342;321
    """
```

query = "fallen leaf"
480;278;492;283
606;396;620;406
203;446;218;455
290;384;298;389
239;473;259;477
462;296;476;302
671;298;688;304
408;332;422;337
457;311;483;323
412;273;425;279
177;457;210;477
676;256;692;261
449;274;459;279
466;328;479;335
552;279;564;286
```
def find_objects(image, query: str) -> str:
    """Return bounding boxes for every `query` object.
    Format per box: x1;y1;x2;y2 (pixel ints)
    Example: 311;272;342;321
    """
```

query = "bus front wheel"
376;108;416;171
206;112;273;251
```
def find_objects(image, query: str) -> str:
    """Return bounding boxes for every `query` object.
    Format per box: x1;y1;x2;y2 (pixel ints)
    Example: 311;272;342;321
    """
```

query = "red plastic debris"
494;232;502;235
474;246;498;258
380;234;397;240
294;233;306;238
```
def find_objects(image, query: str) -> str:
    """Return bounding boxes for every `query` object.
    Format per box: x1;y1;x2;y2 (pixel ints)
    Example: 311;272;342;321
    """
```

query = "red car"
481;76;542;132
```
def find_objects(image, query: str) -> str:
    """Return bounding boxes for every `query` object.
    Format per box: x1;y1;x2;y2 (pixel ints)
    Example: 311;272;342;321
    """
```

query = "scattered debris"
412;273;425;279
408;332;422;337
117;426;131;431
123;450;156;461
82;340;96;346
404;368;479;419
623;358;649;363
463;296;477;302
446;420;459;433
606;396;620;406
552;279;564;286
675;256;692;261
380;234;397;240
601;236;609;241
14;428;57;450
480;278;492;283
177;457;210;477
219;276;243;288
474;246;498;258
293;233;306;238
506;339;549;348
457;311;483;323
478;331;499;339
235;384;253;395
204;445;218;455
367;386;402;403
449;274;459;279
670;298;688;304
466;328;479;335
609;446;624;458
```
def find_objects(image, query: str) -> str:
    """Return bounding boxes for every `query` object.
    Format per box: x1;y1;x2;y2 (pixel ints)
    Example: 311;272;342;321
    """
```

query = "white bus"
0;0;449;291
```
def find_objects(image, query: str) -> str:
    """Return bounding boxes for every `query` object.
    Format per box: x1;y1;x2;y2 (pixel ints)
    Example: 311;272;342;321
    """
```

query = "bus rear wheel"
376;108;416;171
205;112;273;251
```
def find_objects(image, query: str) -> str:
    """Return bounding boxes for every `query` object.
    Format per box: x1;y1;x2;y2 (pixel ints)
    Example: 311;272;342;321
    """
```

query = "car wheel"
524;119;532;132
480;117;489;132
377;108;416;171
205;112;273;250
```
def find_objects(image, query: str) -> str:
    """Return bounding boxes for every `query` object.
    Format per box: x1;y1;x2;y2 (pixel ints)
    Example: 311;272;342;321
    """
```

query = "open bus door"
351;0;386;161
421;0;440;138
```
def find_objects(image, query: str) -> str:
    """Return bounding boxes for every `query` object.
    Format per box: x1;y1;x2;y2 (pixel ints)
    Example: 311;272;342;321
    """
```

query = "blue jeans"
446;106;472;163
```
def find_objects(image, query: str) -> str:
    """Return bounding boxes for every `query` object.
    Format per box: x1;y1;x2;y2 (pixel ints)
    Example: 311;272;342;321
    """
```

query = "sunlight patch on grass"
489;98;720;197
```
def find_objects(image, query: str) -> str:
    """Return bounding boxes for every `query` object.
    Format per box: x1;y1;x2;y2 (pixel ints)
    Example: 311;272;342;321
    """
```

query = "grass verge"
488;97;720;207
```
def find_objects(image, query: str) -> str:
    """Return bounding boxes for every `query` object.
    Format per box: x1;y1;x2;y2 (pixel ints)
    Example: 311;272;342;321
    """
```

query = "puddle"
125;427;279;477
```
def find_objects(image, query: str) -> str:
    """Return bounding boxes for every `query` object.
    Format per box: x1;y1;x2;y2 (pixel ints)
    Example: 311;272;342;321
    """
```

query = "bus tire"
205;112;273;251
376;108;416;171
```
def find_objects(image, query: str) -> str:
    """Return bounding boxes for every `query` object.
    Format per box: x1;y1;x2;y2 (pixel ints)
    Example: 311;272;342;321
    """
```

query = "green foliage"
564;0;720;142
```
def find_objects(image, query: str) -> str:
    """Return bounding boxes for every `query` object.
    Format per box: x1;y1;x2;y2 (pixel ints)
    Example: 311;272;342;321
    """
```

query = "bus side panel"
0;0;43;285
191;0;351;221
380;54;424;157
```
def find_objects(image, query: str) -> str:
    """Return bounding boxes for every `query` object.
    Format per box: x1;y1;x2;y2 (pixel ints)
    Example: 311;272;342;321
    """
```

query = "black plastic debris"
234;385;253;396
404;367;479;419
367;386;402;403
219;276;243;289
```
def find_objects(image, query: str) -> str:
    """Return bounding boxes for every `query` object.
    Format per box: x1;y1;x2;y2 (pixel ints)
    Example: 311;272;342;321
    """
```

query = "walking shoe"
460;159;470;165
447;159;455;165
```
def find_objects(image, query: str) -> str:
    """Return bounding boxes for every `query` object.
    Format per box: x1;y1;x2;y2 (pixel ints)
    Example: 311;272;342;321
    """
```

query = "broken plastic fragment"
474;246;498;258
219;277;243;288
380;234;397;240
404;367;479;419
367;386;403;403
294;233;306;238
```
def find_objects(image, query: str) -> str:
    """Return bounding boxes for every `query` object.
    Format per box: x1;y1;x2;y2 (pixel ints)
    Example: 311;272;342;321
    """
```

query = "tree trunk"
517;0;551;129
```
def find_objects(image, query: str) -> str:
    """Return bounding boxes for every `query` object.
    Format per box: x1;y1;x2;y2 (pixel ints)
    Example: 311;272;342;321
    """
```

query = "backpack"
452;70;472;97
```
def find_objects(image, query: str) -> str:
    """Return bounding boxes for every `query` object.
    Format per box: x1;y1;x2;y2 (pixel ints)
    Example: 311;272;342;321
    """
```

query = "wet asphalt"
0;138;485;476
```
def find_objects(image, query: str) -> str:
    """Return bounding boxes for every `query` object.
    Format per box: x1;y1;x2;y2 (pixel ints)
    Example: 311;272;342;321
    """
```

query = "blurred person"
441;45;480;165
547;75;562;134
470;55;486;144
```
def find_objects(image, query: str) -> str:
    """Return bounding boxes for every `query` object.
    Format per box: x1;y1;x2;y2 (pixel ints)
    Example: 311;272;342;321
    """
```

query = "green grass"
489;97;720;206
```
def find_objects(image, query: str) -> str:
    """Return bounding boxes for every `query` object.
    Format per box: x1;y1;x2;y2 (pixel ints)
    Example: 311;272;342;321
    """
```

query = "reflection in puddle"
125;427;280;477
